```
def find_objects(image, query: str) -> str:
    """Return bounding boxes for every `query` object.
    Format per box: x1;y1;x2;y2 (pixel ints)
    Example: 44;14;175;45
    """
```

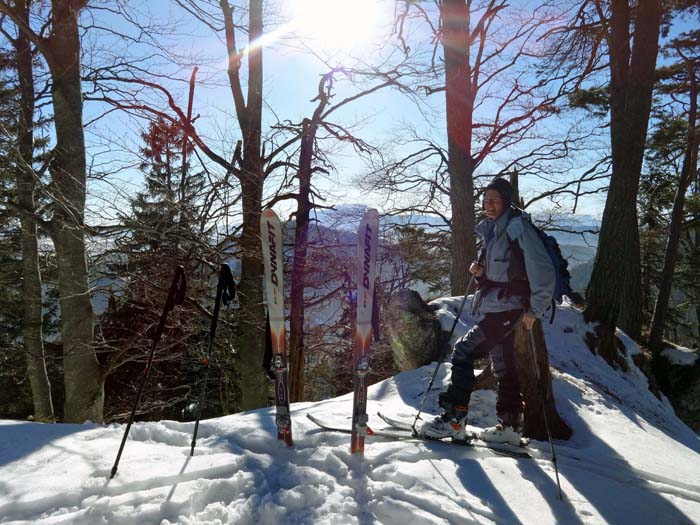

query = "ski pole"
528;326;563;501
110;266;187;479
190;263;236;456
411;273;477;435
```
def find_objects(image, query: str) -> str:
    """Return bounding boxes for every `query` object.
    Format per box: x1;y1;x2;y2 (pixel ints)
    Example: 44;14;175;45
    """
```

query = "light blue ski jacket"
472;209;556;318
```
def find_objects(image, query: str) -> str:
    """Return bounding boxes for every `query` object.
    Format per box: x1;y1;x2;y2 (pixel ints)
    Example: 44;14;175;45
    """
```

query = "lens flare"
290;0;380;52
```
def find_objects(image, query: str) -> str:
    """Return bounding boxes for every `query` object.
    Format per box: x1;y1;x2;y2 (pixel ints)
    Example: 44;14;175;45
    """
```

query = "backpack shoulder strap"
505;215;525;242
500;209;525;248
502;209;527;283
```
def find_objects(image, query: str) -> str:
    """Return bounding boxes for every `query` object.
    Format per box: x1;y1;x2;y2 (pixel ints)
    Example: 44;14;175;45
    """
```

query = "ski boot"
479;410;523;446
420;393;469;441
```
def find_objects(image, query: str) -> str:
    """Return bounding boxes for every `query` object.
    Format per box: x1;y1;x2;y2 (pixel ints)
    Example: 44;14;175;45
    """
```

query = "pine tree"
0;45;53;420
128;116;204;257
0;59;28;417
639;115;684;320
647;29;700;353
0;50;20;345
101;117;232;422
584;0;663;350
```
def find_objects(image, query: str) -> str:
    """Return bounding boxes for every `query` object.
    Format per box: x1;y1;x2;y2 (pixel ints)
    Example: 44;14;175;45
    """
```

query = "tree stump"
513;320;572;441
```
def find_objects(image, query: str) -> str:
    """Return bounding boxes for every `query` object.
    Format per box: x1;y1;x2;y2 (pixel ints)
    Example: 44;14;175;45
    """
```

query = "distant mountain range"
314;205;600;295
315;204;599;244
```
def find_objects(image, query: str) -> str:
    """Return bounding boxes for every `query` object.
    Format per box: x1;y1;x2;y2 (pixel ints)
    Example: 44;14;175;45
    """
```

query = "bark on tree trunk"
222;0;268;411
14;12;54;420
236;167;268;411
648;65;698;352
641;233;654;320
289;119;314;402
19;209;54;420
442;0;477;295
288;73;333;402
513;320;571;441
27;0;104;423
584;0;662;352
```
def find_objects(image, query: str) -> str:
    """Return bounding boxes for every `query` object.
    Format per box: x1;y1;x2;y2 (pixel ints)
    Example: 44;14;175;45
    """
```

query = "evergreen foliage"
641;28;700;350
0;47;51;419
100;117;237;422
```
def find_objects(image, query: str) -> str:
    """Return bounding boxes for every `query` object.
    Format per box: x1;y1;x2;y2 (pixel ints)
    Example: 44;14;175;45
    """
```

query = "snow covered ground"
1;300;700;524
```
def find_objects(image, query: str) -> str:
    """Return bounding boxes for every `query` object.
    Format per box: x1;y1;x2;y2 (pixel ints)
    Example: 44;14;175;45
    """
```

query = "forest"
0;0;698;432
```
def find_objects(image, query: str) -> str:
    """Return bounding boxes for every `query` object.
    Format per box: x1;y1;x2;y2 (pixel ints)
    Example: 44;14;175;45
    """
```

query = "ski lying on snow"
377;412;531;455
307;414;531;459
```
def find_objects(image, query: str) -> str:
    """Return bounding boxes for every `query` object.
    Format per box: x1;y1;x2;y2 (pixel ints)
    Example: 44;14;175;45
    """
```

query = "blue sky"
79;0;626;226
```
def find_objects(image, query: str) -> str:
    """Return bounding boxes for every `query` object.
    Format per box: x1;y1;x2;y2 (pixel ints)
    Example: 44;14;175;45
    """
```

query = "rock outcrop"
385;289;442;370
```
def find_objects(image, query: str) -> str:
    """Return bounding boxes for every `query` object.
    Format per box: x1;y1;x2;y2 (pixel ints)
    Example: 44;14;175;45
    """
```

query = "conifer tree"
101;117;224;422
127;116;205;259
0;43;53;419
0;50;26;417
647;30;700;353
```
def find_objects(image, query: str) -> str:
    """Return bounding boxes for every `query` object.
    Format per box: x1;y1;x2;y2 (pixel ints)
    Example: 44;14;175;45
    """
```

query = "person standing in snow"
421;177;555;445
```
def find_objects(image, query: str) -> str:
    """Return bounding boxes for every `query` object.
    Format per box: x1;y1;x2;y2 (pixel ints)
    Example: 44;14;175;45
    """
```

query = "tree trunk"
289;119;315;402
509;171;521;206
46;0;103;423
442;0;477;295
14;8;54;420
584;194;639;361
640;231;654;319
236;173;268;410
233;0;267;411
648;64;698;352
513;321;571;441
584;0;662;352
288;73;333;402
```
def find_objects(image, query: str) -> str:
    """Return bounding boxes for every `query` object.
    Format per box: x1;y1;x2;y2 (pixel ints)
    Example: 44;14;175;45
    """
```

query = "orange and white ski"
261;208;292;446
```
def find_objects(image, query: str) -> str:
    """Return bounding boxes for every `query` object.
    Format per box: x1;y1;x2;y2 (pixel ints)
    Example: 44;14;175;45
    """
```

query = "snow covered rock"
660;343;700;433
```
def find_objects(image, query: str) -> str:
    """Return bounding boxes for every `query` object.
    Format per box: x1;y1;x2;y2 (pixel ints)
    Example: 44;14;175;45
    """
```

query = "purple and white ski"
351;208;379;454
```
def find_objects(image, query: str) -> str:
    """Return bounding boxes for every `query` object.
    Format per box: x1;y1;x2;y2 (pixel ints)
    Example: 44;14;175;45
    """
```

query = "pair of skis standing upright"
261;208;379;453
261;209;532;462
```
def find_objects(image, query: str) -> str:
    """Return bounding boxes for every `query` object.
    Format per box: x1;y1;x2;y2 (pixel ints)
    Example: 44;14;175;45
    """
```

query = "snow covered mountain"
1;301;699;524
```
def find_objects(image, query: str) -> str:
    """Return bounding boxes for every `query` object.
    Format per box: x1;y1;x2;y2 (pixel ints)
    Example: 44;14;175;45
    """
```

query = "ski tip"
364;208;379;221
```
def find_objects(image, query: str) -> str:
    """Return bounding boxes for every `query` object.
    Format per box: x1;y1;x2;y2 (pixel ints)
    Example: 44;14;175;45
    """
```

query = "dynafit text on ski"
261;208;293;446
351;208;379;454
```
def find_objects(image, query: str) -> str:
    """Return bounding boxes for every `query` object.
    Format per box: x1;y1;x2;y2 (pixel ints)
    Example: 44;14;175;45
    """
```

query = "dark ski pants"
445;309;523;417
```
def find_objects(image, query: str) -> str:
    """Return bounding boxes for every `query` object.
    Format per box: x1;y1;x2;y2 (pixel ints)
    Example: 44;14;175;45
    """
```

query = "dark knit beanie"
484;177;513;207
